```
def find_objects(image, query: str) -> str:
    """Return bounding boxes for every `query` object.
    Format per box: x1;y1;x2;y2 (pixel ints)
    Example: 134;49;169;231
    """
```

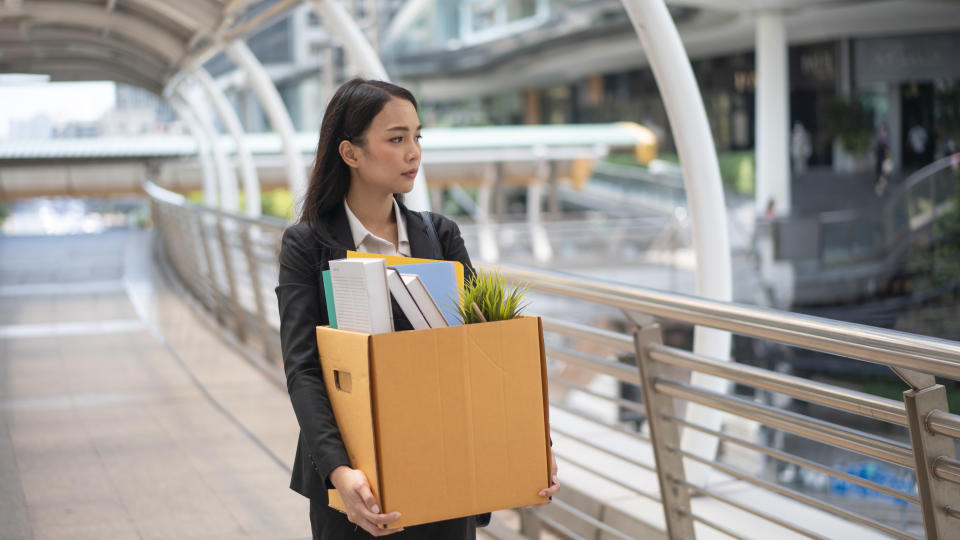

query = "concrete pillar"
888;82;902;174
755;10;791;216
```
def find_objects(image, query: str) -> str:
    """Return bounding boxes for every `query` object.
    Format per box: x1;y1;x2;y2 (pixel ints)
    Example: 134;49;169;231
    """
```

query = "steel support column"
192;67;262;218
226;40;307;213
621;0;733;483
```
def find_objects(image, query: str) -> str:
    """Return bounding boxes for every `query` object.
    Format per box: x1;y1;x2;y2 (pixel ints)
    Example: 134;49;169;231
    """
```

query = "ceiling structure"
0;0;299;93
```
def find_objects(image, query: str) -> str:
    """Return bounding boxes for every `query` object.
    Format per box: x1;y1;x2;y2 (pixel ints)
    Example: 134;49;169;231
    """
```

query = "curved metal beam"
0;42;167;81
180;86;239;212
0;2;186;64
620;0;733;481
191;67;262;218
0;58;162;92
168;95;218;208
0;40;167;73
225;39;307;212
307;0;431;212
119;0;220;35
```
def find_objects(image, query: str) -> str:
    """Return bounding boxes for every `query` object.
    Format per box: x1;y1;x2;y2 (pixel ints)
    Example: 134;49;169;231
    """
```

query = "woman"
276;79;559;539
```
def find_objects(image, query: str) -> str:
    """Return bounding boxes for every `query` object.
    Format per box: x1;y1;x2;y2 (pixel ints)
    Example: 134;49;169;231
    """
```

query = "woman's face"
345;97;422;198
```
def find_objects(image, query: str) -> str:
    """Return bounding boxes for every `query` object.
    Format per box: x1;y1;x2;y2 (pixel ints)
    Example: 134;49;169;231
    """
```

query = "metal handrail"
655;378;916;468
144;179;960;540
484;263;960;379
648;343;909;425
667;414;920;505
811;156;955;265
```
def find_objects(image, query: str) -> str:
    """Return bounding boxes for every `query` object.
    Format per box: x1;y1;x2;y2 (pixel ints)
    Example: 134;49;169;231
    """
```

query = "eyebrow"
386;125;422;132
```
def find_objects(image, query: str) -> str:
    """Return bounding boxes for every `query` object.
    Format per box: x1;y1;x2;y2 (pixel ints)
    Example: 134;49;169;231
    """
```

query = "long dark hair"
299;78;418;229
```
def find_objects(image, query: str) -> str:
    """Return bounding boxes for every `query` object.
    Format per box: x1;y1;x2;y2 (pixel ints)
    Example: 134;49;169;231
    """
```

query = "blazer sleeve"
431;213;476;281
276;224;350;487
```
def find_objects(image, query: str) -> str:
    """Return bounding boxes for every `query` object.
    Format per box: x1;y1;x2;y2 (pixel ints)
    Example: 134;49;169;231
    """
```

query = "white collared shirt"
343;198;411;257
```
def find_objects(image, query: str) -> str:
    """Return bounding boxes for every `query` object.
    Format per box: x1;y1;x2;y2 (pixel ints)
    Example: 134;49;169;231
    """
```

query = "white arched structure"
179;86;239;212
191;67;262;218
621;0;734;480
226;40;308;214
307;0;431;213
168;96;218;208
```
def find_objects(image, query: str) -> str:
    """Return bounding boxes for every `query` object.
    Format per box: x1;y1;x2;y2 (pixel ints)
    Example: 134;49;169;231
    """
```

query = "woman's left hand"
536;452;559;505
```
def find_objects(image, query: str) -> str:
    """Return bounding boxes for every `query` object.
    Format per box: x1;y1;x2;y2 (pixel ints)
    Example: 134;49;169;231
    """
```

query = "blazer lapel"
403;206;435;259
319;202;355;254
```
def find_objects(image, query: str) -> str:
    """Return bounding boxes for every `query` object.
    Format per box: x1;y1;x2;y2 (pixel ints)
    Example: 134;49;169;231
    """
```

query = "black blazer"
275;201;475;504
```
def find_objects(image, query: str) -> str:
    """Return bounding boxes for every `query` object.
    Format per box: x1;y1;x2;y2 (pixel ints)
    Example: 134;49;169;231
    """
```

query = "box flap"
369;316;548;527
315;326;380;513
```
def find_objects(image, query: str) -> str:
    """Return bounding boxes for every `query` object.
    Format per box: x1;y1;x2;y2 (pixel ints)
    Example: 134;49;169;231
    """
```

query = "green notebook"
322;269;337;329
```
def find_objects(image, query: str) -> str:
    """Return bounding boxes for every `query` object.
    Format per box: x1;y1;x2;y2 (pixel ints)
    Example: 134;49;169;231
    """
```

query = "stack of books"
324;257;461;334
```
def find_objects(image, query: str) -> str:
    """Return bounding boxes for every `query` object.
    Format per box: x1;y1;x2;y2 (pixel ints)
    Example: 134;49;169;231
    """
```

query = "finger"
357;484;380;514
369;511;403;526
362;520;404;537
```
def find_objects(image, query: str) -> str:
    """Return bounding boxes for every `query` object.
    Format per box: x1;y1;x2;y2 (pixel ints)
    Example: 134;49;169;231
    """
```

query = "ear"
338;140;360;168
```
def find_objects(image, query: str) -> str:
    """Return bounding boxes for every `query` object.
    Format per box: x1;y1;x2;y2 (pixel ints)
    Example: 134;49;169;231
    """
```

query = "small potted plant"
456;270;529;324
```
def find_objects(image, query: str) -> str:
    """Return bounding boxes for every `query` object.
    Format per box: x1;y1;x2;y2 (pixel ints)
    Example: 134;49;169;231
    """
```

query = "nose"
407;143;420;162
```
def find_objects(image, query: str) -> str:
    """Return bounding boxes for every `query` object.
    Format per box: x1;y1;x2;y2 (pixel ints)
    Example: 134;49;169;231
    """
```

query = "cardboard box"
315;316;551;528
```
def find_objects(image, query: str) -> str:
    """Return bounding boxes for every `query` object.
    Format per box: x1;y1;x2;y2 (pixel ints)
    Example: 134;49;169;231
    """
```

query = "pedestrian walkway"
1;230;308;539
0;229;521;539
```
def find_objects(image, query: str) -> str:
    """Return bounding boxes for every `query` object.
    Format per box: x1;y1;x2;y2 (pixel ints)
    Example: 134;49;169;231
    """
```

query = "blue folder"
388;261;461;326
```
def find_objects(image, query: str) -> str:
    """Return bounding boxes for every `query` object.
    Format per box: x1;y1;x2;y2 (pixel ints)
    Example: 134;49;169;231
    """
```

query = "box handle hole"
334;370;352;393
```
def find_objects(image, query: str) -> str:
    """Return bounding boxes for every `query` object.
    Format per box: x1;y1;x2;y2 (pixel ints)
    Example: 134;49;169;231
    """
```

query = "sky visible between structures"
0;78;116;139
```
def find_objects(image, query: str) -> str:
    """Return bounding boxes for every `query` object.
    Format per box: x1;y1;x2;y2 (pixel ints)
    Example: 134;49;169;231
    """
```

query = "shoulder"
418;210;462;235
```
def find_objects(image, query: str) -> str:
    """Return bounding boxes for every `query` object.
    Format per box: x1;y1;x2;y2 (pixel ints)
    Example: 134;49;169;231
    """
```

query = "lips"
403;169;418;179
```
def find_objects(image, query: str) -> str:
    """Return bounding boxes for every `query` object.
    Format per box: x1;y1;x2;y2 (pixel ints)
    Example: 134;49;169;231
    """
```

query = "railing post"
635;323;696;539
900;368;960;539
194;213;224;325
518;507;542;538
240;226;273;362
215;218;246;342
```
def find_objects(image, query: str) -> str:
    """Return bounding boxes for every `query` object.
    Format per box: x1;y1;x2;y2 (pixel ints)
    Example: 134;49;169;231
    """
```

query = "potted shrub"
457;270;529;324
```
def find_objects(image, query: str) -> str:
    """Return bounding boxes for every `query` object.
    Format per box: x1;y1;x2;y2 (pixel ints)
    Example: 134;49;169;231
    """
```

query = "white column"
755;10;791;215
887;82;902;174
191;67;262;218
168;96;217;208
226;40;308;213
307;0;431;213
621;0;733;484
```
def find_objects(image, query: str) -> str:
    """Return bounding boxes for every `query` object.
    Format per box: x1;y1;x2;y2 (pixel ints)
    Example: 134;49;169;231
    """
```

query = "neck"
345;186;395;229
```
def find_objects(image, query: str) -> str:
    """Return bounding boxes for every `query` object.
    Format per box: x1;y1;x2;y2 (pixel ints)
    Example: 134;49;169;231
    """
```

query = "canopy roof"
0;0;294;93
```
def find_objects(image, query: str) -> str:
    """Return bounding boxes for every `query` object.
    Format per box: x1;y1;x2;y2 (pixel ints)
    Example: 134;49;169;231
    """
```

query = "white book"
329;258;394;334
385;268;431;330
399;272;449;328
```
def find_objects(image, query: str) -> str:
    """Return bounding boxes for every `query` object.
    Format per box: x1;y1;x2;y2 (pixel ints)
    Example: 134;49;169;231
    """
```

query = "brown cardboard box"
315;316;551;528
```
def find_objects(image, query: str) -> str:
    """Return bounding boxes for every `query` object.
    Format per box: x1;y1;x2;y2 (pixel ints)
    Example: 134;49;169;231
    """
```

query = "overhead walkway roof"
0;0;293;93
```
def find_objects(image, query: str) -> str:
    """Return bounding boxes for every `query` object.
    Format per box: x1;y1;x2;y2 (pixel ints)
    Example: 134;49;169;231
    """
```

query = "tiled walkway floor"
1;230;308;540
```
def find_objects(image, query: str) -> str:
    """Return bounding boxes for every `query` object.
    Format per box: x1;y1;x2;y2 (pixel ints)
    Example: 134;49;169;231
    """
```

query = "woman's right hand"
329;466;404;536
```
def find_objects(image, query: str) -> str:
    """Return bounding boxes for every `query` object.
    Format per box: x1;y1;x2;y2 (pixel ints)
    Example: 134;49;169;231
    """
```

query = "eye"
415;134;422;142
391;136;404;143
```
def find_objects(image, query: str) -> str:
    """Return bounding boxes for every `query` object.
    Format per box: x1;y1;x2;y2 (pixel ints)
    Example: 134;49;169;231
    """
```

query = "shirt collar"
343;198;409;253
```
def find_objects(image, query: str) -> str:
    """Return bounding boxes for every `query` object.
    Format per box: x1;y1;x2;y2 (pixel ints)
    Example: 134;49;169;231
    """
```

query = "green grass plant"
456;270;529;324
